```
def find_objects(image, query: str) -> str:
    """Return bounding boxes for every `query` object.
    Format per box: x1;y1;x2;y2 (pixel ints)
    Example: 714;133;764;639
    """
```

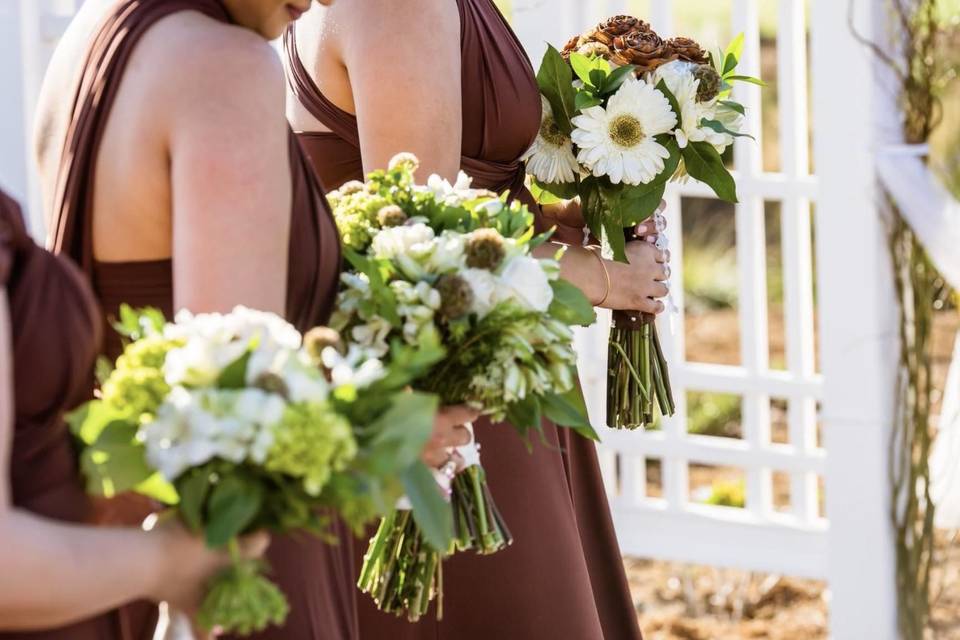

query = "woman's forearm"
533;242;607;305
0;511;162;630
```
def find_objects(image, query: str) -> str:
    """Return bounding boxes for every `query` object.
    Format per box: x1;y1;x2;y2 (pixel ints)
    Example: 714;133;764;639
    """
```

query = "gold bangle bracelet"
589;247;611;307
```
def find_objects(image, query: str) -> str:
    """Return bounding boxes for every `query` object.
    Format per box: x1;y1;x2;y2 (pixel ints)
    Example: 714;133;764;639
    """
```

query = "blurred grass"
705;479;747;508
688;392;742;438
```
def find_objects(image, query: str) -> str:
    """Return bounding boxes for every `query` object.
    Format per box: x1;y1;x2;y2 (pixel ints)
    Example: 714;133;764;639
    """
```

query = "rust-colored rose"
668;36;709;64
591;15;650;46
611;31;676;73
561;34;581;60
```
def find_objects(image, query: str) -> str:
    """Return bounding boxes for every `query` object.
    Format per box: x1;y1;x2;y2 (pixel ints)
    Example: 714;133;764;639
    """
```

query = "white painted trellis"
0;0;902;638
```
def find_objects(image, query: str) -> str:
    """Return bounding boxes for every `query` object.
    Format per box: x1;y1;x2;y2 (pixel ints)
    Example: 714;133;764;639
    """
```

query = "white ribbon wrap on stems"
877;148;960;528
395;423;479;511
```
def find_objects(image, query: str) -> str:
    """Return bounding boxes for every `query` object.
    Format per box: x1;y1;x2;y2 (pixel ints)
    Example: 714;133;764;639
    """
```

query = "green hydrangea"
266;403;358;496
198;559;289;634
100;335;179;420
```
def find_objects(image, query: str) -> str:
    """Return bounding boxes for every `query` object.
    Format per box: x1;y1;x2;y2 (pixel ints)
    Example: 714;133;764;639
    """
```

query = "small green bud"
693;64;722;102
377;205;408;228
436;274;474;319
465;228;506;270
387;152;420;173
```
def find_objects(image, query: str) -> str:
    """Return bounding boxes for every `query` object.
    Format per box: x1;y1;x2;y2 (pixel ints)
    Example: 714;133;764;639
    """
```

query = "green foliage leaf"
621;180;667;228
536;45;578;134
718;100;746;115
682;142;739;203
655;80;683;129
505;394;541;436
401;463;453;552
600;64;637;96
80;419;153;497
549;279;597;326
570;53;596;86
726;75;767;87
542;386;598;441
365;392;439;474
136;474;179;505
216;350;252;389
723;34;745;74
700;119;755;140
177;467;213;532
205;474;264;548
113;305;166;341
575;91;603;111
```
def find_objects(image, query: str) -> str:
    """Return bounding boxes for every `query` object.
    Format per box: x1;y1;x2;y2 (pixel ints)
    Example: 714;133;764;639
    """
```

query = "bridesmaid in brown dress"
34;1;354;638
286;1;669;637
0;190;258;638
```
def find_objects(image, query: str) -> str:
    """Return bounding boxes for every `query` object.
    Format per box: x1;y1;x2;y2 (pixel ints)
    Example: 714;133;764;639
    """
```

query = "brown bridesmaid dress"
48;2;356;639
0;191;107;640
285;1;643;638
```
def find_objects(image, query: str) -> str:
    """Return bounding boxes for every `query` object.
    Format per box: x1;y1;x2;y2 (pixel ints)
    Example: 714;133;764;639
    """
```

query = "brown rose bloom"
561;34;581;60
590;15;650;46
668;36;709;64
611;31;676;73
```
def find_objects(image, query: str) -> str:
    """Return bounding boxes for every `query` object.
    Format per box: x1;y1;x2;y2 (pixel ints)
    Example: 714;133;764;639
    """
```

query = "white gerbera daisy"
522;96;580;184
570;78;677;185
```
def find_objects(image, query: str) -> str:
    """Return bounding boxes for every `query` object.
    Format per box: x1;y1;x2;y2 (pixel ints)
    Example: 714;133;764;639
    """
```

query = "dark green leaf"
655;80;683;129
177;467;213;532
600;64;637;96
620;181;667;228
505;394;541;434
723;52;739;76
724;34;745;69
579;177;604;243
602;214;628;263
216;349;252;389
81;439;153;497
401;463;453;552
549;279;597;326
575;91;602;111
542;386;598;441
365;392;439;473
532;179;579;202
205;474;263;548
700;119;755;140
682;142;739;203
718;100;746;115
588;68;607;90
536;46;578;133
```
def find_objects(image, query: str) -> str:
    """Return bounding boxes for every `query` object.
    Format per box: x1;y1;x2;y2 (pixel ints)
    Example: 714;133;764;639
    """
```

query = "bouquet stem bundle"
452;463;512;554
358;509;445;622
608;312;674;429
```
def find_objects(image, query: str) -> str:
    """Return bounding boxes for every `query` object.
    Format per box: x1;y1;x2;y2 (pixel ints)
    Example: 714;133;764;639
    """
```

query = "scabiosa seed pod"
377;205;408;228
668;36;709;64
303;326;344;362
693;64;722;102
465;229;506;271
253;372;290;400
437;274;474;319
388;152;420;173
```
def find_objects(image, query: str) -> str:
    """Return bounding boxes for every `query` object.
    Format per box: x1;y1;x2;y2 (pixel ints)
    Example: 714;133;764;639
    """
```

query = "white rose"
461;268;499;318
497;256;554;312
371;223;435;260
428;232;466;273
425;171;476;203
163;340;225;387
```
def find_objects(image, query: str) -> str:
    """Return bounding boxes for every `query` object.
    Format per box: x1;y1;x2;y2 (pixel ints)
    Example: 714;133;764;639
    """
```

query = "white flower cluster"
140;307;379;482
524;60;746;186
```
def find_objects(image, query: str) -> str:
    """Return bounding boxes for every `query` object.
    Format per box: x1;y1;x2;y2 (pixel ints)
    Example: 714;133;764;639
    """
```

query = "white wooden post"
0;1;35;216
812;0;899;637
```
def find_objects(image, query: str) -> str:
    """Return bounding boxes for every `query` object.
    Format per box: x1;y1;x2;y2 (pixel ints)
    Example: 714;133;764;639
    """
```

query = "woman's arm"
0;289;264;630
331;0;463;181
161;26;294;315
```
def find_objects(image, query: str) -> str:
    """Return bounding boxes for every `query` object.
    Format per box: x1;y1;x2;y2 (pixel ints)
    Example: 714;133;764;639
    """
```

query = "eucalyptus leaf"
549;279;597;327
682;142;739;203
205;474;263;548
401;463;453;552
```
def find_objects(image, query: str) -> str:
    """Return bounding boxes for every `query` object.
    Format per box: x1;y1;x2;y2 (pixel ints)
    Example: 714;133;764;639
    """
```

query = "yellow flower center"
539;116;568;147
608;114;645;148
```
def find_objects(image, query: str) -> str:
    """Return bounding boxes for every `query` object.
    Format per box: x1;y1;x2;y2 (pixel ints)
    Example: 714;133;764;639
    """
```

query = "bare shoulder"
332;0;459;57
136;11;286;124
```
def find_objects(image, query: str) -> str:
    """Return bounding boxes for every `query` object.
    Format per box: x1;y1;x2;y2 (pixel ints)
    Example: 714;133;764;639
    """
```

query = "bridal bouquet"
328;153;597;620
525;16;761;429
70;306;441;635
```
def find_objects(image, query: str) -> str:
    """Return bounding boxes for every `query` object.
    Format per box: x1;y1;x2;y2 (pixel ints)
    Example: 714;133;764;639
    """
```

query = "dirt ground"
624;308;960;639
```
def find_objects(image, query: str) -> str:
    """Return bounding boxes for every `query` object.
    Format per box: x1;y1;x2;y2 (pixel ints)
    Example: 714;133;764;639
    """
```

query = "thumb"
236;531;271;560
